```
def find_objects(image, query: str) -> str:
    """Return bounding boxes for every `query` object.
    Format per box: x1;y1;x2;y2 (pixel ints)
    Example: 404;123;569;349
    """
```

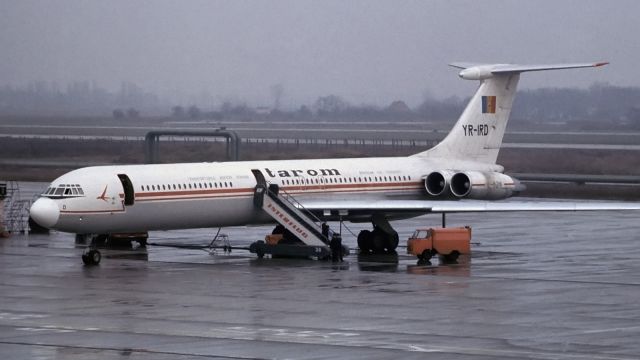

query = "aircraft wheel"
82;249;101;266
357;230;372;253
385;233;399;252
371;229;386;253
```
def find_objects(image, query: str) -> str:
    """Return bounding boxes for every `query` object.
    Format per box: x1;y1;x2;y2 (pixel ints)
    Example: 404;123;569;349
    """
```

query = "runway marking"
0;312;48;320
581;325;640;334
17;327;75;334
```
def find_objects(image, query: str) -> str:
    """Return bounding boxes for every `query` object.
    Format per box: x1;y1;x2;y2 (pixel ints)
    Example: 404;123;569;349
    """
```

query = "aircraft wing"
298;198;640;220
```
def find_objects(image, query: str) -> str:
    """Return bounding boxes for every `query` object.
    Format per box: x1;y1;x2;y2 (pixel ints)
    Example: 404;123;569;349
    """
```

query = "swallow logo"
97;186;109;202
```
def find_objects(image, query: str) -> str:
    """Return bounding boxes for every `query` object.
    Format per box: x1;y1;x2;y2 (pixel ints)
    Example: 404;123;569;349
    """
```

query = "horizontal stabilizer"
449;62;609;75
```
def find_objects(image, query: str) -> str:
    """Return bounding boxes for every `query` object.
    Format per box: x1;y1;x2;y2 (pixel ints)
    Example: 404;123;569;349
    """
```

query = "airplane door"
251;169;266;186
117;174;135;206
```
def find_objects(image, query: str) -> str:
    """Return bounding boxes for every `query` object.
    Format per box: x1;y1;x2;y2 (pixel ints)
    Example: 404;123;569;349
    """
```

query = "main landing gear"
357;214;399;254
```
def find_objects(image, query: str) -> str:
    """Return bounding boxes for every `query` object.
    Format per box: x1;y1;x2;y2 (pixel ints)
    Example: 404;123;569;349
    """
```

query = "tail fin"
413;62;608;164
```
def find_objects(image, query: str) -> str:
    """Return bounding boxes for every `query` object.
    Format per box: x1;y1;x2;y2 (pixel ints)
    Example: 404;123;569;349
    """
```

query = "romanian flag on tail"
482;96;496;114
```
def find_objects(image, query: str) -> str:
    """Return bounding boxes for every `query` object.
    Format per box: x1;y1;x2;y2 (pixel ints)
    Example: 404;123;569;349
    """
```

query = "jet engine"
458;66;494;80
450;171;523;200
424;170;455;197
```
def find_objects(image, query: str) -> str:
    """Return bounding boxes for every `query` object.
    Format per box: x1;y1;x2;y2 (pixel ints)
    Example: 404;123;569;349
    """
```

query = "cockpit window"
42;184;86;199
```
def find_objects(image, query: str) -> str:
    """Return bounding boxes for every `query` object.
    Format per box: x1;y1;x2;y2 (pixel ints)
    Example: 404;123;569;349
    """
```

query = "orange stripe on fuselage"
134;181;423;202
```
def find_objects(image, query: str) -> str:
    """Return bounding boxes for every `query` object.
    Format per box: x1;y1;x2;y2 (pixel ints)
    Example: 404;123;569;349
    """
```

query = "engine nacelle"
458;66;494;81
424;170;455;197
450;171;523;200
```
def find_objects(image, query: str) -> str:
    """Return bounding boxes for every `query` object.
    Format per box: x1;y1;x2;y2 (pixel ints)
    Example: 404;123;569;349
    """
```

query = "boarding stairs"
253;183;329;248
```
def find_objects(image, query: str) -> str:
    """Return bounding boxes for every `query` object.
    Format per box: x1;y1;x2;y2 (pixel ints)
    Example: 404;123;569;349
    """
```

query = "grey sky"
0;0;638;108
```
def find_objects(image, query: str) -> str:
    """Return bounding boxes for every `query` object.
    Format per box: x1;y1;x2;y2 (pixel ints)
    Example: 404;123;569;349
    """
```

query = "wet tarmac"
1;210;640;359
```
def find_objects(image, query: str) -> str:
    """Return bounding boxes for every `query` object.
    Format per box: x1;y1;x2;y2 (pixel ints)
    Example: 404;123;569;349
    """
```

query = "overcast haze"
1;0;638;108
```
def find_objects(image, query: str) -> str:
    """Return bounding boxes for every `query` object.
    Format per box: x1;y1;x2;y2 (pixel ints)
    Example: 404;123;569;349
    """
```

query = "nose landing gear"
82;248;101;265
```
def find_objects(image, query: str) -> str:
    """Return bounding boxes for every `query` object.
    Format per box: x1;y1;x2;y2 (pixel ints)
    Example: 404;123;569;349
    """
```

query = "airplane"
29;61;640;265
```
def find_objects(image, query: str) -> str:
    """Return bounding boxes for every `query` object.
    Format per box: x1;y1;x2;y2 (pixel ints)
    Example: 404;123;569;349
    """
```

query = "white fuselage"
33;156;500;234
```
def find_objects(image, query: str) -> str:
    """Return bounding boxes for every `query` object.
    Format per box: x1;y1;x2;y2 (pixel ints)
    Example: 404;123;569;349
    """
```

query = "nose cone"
30;198;60;229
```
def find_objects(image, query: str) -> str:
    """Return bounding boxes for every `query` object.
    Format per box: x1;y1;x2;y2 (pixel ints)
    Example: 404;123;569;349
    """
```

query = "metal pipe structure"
144;129;240;164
